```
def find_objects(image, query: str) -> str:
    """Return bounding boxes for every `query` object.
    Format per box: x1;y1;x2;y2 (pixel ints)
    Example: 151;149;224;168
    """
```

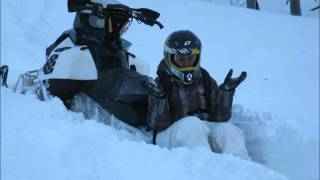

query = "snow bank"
1;88;288;180
232;105;319;180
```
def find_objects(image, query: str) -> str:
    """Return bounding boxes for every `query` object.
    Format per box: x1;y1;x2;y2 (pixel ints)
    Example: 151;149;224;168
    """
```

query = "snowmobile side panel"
85;88;148;126
37;37;98;81
82;69;149;126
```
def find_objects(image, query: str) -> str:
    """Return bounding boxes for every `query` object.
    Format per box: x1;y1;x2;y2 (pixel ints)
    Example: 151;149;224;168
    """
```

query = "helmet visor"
173;54;197;68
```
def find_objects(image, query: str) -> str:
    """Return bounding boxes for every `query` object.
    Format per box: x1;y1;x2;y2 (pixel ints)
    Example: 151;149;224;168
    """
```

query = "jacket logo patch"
186;73;193;81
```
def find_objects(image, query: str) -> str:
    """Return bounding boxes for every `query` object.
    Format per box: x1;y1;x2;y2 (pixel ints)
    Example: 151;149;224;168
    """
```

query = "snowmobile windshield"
91;0;120;7
88;15;105;29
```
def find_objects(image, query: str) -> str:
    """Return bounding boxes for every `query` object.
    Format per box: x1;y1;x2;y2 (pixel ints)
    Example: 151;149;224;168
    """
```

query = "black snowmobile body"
44;29;150;126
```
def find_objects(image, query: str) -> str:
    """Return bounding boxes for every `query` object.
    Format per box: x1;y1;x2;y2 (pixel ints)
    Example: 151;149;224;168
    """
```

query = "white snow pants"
156;116;250;160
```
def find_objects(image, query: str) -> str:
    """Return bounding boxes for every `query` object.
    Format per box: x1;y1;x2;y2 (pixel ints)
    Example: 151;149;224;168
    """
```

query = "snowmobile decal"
43;54;59;75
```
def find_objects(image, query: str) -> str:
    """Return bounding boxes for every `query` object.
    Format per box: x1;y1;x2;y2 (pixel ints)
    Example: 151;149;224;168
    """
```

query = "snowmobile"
11;0;164;130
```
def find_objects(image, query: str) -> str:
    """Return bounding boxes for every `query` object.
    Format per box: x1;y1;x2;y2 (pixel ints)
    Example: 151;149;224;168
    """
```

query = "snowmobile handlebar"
68;0;164;29
130;8;164;29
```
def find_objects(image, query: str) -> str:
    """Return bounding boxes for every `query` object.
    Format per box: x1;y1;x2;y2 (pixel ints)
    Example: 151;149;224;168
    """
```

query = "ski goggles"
167;48;201;71
173;54;197;68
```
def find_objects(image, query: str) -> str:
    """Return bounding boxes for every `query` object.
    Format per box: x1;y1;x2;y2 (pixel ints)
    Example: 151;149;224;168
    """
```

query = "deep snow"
1;0;319;180
1;88;288;180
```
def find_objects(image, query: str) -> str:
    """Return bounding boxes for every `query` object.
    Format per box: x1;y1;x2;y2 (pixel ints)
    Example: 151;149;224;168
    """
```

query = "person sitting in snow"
143;30;250;159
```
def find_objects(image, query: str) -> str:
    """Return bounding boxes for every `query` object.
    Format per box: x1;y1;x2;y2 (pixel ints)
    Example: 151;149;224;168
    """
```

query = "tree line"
229;0;320;16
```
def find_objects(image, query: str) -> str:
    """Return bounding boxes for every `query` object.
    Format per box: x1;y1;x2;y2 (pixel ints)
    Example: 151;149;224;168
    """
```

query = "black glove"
220;69;247;91
141;78;166;99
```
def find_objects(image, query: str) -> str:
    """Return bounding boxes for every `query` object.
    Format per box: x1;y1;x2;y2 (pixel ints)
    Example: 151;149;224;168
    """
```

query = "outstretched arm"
209;69;247;122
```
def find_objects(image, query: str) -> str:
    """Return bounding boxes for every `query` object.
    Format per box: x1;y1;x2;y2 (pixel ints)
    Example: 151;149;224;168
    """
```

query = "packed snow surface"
1;0;319;180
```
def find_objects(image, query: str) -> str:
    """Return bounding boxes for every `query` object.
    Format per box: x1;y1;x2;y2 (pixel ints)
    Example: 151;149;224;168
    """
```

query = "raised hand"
220;69;247;91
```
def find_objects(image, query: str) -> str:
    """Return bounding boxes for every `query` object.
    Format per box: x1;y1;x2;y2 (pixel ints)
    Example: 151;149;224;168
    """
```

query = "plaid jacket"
147;60;235;132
